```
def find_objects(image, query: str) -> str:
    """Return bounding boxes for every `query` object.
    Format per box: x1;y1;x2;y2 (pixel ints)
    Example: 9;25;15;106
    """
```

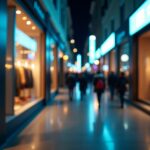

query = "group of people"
66;72;90;100
66;71;128;109
94;71;128;108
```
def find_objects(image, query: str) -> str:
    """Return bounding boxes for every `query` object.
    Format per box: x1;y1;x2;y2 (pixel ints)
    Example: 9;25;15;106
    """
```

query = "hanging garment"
24;68;34;88
18;67;26;88
15;67;21;96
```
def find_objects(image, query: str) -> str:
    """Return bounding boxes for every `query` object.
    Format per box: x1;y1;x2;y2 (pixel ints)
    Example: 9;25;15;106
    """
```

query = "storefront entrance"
6;4;45;116
109;50;116;73
138;31;150;104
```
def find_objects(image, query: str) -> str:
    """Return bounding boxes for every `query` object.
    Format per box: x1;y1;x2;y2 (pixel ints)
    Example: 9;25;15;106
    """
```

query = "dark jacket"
66;74;76;90
117;76;128;93
93;73;105;93
79;75;87;91
108;73;118;88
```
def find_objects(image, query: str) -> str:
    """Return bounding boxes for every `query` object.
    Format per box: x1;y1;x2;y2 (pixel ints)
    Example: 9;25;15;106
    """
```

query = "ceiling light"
73;48;78;53
32;26;36;30
26;20;31;25
94;60;100;65
121;54;129;62
22;16;27;20
70;39;75;44
63;55;69;61
16;10;21;15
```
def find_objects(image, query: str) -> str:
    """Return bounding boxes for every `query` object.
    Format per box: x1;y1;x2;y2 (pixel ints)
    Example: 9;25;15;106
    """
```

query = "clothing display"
15;66;34;98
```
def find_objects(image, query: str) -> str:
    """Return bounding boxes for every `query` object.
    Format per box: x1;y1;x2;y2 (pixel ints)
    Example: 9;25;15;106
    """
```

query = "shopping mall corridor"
3;86;150;150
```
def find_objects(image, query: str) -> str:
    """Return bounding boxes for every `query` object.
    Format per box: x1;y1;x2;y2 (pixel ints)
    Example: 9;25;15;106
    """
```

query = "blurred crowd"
66;70;129;109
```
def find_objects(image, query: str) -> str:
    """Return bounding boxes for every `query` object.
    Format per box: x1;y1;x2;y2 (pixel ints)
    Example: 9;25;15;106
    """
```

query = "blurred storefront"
129;0;150;107
0;0;71;144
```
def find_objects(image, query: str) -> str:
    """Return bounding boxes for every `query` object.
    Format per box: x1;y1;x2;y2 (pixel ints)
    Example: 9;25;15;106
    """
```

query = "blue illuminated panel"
15;28;37;52
77;54;82;72
95;48;101;59
101;33;115;56
89;35;96;64
129;0;150;36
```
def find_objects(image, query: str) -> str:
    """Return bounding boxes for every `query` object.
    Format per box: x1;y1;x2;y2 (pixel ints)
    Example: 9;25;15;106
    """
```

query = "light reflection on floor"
4;85;150;150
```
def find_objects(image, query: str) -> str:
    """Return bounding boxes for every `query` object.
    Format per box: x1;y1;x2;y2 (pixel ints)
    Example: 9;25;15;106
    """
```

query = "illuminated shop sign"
15;28;37;52
101;32;115;56
95;48;101;59
77;54;82;72
129;0;150;36
89;35;96;64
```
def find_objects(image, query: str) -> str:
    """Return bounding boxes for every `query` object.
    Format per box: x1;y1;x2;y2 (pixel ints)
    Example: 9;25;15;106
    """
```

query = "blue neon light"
77;54;82;72
89;35;96;64
101;33;115;56
129;0;150;36
15;28;37;51
95;48;101;59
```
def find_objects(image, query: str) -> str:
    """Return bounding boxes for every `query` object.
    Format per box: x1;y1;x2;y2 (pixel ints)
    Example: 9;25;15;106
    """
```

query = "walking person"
93;71;105;108
66;73;76;101
79;73;88;100
117;72;128;108
108;71;118;100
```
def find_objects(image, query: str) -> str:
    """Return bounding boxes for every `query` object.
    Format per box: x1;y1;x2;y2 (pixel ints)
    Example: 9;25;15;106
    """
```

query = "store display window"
6;6;45;115
109;50;116;73
138;31;150;102
50;46;58;92
120;43;130;99
103;54;109;77
120;43;129;76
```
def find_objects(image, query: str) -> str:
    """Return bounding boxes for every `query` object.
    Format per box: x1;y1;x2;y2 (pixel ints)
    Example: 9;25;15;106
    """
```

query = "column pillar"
5;6;16;115
0;0;7;144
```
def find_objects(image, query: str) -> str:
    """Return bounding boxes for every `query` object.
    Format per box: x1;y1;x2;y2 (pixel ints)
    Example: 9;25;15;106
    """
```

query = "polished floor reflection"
4;86;150;150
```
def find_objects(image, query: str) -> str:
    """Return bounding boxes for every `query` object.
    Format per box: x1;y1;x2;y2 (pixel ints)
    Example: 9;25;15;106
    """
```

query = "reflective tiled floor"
4;86;150;150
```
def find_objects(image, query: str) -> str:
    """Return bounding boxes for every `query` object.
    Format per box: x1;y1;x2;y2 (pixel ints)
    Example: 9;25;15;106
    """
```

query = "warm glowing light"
32;26;36;30
31;64;35;69
50;66;54;71
63;106;68;115
70;39;75;44
31;145;35;150
121;54;129;62
73;48;78;53
16;61;21;67
22;16;27;20
63;55;69;61
59;51;63;58
16;10;21;15
5;64;12;70
94;60;100;65
26;20;31;25
24;62;28;68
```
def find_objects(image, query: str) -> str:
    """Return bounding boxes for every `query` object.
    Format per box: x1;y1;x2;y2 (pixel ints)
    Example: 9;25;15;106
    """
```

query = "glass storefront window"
50;46;58;92
120;43;130;99
6;6;45;114
120;43;130;76
138;31;150;102
110;50;116;73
